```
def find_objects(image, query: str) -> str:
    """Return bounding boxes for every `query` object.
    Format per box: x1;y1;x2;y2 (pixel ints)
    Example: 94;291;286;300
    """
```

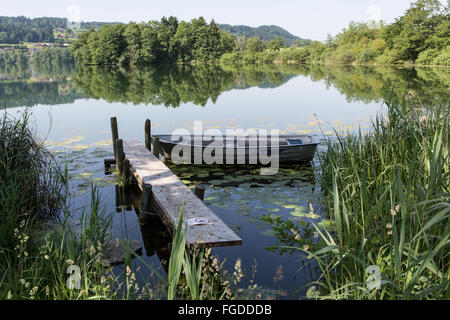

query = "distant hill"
80;21;121;30
0;16;311;47
218;24;310;47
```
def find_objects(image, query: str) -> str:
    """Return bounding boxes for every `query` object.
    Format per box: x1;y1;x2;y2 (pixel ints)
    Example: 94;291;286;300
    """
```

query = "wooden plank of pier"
122;140;242;248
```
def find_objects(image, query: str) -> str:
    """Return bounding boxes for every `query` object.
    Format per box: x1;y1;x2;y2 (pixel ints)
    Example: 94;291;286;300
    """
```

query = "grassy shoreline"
0;111;255;300
219;48;450;68
306;98;449;299
0;111;120;299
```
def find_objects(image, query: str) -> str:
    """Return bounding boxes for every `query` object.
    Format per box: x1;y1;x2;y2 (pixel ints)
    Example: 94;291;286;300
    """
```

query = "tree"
173;21;195;62
267;36;285;51
246;37;265;53
383;0;445;61
124;23;142;66
157;16;179;61
90;25;127;65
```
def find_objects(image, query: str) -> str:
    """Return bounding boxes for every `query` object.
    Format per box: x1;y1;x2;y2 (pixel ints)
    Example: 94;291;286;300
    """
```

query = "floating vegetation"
93;139;112;147
168;162;323;247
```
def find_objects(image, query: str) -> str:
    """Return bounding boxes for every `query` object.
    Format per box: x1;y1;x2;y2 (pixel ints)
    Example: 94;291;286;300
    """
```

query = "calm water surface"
2;64;448;298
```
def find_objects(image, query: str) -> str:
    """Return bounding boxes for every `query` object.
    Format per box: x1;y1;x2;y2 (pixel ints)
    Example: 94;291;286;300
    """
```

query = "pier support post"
123;159;131;183
111;117;118;159
115;184;122;212
145;119;151;151
104;158;116;168
152;136;160;159
194;185;205;201
140;184;153;213
116;139;124;175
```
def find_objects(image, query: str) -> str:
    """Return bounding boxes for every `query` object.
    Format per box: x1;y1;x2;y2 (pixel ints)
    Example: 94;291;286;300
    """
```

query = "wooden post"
116;139;124;175
152;136;160;159
104;158;116;168
123;159;130;183
140;184;152;213
115;184;122;212
123;184;132;211
111;117;118;159
145;119;151;151
194;185;205;201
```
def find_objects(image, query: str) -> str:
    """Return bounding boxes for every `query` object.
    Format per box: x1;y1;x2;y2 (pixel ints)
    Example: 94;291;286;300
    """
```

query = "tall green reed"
306;98;449;299
0;111;118;299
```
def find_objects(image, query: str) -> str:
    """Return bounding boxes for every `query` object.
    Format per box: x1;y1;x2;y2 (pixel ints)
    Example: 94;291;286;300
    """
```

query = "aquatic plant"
0;110;67;220
305;97;449;299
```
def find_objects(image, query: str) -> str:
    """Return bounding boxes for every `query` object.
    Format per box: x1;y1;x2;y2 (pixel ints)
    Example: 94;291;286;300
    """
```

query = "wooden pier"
107;117;242;249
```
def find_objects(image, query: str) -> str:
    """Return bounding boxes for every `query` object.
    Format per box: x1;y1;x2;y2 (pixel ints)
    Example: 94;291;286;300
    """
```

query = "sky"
2;0;448;41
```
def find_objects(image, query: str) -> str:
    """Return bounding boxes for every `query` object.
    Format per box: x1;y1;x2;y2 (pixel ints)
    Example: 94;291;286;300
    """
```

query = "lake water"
1;63;448;299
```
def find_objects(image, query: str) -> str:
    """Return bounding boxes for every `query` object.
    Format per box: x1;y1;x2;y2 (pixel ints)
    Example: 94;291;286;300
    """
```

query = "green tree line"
221;0;449;66
0;17;62;44
71;17;235;66
0;16;70;44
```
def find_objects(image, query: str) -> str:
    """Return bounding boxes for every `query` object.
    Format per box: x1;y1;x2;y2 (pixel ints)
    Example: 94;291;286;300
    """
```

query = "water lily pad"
236;206;251;216
72;172;93;180
196;173;210;178
63;136;86;144
284;204;301;209
67;144;91;151
91;150;114;158
93;140;112;146
233;200;249;205
260;229;275;237
208;179;223;185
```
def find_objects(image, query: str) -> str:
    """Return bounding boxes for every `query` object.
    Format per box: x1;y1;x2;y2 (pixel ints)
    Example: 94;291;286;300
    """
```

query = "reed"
0;110;67;221
0;111;117;299
305;97;449;299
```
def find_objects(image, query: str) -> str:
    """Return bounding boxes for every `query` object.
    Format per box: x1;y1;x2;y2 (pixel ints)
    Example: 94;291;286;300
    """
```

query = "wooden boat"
152;134;319;164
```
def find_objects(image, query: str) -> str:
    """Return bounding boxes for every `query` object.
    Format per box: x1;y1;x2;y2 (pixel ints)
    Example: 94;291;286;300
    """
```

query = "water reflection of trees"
0;62;82;108
1;63;448;109
0;81;83;109
72;64;232;107
303;64;449;106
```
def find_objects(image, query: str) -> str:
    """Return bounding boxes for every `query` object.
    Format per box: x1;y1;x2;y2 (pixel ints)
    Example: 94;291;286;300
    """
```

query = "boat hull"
156;138;318;164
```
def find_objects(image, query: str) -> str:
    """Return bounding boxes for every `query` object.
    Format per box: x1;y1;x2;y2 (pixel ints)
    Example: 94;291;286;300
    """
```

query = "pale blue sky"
2;0;448;41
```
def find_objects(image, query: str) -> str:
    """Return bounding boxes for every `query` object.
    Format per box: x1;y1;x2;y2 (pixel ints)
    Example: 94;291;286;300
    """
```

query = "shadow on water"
114;184;172;273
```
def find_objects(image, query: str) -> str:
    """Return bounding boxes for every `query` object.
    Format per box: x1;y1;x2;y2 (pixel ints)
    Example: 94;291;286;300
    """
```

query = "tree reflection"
1;63;448;109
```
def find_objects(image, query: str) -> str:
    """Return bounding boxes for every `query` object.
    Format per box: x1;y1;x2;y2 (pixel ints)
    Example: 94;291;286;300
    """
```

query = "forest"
222;0;449;66
71;17;235;66
1;0;447;67
0;16;68;43
70;0;449;67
